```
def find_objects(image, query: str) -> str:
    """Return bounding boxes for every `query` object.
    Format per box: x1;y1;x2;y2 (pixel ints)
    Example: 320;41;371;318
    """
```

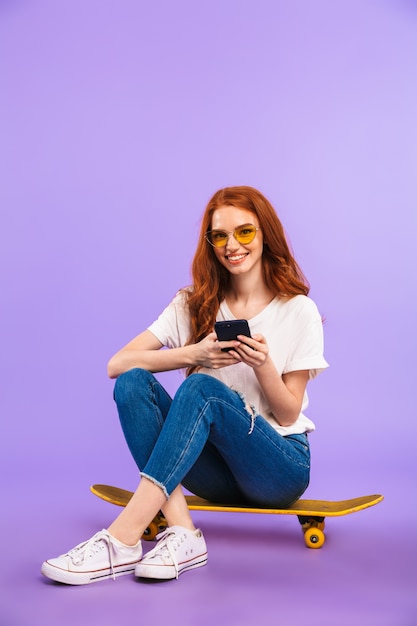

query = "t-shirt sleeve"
147;291;190;349
283;301;329;379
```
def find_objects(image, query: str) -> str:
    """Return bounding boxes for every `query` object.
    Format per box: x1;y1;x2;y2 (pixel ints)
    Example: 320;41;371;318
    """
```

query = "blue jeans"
114;368;310;508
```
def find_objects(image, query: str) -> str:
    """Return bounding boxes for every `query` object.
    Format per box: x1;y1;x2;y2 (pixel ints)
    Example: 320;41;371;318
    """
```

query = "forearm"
254;358;305;427
108;329;239;379
107;345;196;379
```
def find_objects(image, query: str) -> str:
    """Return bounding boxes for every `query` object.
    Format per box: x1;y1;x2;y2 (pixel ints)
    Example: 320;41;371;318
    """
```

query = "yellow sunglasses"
205;224;260;248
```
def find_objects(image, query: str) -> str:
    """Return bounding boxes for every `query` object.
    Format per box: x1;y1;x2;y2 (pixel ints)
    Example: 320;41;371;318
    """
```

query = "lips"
225;253;249;263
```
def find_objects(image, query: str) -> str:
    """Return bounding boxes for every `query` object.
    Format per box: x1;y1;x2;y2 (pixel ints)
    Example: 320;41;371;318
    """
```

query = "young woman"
41;186;328;585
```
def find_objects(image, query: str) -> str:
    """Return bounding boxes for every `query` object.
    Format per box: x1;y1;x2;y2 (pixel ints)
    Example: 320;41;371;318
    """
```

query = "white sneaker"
41;529;142;585
135;526;207;580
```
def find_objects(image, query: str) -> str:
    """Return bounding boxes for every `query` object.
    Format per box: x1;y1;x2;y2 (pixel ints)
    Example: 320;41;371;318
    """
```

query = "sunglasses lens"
208;232;228;247
235;225;257;244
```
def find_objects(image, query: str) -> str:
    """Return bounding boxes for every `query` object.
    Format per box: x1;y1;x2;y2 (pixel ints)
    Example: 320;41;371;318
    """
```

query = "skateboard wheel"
304;527;325;549
142;521;159;541
154;512;168;534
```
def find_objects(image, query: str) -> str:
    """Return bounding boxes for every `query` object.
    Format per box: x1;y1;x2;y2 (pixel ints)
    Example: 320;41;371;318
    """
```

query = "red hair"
183;186;309;368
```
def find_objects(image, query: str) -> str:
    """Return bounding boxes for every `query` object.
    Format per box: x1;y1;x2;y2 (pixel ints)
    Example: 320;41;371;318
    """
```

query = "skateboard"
90;483;383;549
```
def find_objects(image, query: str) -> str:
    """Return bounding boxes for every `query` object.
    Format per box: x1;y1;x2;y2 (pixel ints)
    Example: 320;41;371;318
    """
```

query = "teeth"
228;254;246;261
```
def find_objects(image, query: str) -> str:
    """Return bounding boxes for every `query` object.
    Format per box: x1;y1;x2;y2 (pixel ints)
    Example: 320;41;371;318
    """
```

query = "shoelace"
67;530;116;580
149;529;186;579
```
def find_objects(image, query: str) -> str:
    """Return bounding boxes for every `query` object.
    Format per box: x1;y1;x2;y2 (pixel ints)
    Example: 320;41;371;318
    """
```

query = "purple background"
1;1;416;624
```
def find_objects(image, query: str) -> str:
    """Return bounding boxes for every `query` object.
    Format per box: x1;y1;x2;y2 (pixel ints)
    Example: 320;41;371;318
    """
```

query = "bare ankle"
107;523;141;547
164;517;196;532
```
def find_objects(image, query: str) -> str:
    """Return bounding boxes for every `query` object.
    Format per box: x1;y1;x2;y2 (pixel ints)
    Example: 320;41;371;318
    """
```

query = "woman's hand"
194;332;240;369
228;333;269;369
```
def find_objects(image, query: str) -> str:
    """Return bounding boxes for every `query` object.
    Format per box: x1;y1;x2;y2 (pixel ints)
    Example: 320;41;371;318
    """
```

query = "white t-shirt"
148;291;329;436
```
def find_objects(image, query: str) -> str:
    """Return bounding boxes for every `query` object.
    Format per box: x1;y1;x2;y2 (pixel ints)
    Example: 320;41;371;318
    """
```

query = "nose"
225;233;240;251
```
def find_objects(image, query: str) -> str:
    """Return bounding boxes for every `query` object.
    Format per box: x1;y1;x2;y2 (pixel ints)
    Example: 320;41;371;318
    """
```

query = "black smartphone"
214;320;252;351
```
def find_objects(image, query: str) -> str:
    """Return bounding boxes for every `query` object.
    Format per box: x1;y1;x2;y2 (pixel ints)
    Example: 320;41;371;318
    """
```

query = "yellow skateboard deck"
90;483;383;549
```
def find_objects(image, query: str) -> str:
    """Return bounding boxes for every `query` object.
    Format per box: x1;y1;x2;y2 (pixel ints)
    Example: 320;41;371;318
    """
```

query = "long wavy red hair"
183;186;309;367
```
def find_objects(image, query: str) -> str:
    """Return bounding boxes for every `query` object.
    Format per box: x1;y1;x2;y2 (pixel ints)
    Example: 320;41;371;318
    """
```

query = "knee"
179;373;207;392
113;368;152;406
178;373;223;398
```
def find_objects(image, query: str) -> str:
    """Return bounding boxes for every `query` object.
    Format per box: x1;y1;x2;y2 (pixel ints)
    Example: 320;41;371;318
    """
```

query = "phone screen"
214;320;251;351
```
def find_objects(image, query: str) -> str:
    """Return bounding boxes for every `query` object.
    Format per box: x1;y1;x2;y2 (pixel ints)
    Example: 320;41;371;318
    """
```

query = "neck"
226;273;274;306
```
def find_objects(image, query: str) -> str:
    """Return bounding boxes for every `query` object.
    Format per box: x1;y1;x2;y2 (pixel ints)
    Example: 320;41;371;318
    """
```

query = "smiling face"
210;205;264;279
